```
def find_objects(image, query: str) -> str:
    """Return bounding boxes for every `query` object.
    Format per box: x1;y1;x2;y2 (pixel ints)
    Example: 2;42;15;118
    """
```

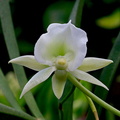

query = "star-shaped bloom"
9;21;113;99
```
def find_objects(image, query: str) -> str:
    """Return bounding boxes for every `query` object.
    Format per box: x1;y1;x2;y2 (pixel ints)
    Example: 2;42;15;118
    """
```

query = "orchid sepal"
8;55;49;71
20;66;56;98
52;70;67;99
78;57;113;72
70;69;109;90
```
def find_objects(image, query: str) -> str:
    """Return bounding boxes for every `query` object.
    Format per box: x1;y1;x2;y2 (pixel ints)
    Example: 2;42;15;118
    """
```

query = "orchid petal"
20;66;56;98
52;70;67;99
34;21;88;70
78;57;113;72
8;55;49;71
70;70;108;90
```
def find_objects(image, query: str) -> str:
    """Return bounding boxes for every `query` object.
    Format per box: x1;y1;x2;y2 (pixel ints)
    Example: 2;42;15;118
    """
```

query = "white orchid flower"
9;21;113;99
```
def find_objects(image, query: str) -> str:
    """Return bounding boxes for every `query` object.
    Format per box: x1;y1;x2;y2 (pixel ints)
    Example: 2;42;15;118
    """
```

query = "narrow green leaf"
70;0;85;27
59;80;74;120
59;82;75;105
106;110;115;120
0;68;21;110
0;103;36;120
86;32;120;119
0;0;44;119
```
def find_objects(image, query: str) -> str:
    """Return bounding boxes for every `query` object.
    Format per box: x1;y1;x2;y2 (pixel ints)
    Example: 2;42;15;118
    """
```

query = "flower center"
55;57;68;70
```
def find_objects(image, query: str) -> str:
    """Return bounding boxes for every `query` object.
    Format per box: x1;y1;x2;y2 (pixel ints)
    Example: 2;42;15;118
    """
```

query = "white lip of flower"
9;21;113;99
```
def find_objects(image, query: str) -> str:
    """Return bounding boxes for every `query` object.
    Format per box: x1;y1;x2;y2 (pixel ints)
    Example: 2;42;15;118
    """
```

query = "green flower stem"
68;73;120;117
86;96;99;120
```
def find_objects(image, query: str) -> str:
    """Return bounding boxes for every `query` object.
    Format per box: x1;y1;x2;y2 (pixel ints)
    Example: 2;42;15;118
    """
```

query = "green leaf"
86;32;120;119
59;80;74;120
106;110;115;120
0;0;44;119
0;68;21;110
0;103;36;120
70;0;85;27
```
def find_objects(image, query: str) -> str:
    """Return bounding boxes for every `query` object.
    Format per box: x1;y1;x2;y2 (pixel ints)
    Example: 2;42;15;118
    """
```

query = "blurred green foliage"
0;72;25;106
96;9;120;29
43;1;74;29
73;81;92;119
